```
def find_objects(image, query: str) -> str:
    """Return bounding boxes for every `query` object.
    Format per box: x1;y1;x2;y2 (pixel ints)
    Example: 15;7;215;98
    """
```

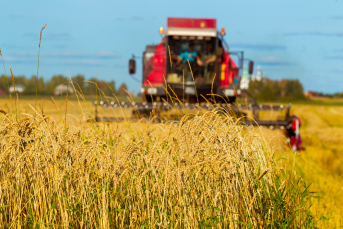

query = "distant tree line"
247;78;305;101
310;91;343;98
327;92;343;98
0;74;130;96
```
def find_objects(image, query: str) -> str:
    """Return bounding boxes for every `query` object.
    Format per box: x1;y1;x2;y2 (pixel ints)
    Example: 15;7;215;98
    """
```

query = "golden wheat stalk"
10;68;15;91
39;24;47;48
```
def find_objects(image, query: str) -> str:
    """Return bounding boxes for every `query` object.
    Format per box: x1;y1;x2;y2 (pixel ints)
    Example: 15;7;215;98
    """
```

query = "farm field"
0;95;138;121
0;95;342;227
255;101;343;228
290;103;343;227
252;101;343;228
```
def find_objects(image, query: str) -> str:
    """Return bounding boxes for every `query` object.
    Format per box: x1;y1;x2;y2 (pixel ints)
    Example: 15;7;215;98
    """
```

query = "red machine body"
290;115;302;151
167;18;217;29
136;17;245;103
143;42;166;86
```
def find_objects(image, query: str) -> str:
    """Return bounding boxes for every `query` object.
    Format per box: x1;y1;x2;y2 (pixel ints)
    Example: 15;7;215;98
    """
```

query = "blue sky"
1;0;343;93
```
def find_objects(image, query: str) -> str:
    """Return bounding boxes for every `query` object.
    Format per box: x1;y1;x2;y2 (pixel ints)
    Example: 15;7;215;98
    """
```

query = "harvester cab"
129;17;253;104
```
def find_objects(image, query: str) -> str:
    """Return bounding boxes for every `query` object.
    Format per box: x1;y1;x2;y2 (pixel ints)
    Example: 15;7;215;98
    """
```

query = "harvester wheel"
217;96;236;104
132;108;153;118
143;95;154;102
227;96;237;104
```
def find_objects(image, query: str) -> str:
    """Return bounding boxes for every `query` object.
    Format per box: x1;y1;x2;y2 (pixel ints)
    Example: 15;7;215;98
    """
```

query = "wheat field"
290;104;343;227
0;96;319;228
255;101;343;228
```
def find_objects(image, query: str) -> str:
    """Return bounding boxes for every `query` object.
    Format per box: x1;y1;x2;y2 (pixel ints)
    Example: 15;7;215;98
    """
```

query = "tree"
0;74;119;96
247;77;305;101
0;75;10;92
98;80;116;96
24;76;38;95
46;75;68;95
37;77;46;95
72;74;86;95
84;78;97;95
117;83;128;96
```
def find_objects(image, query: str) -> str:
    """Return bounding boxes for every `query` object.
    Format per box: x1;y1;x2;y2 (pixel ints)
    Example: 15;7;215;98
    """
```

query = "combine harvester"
94;17;294;131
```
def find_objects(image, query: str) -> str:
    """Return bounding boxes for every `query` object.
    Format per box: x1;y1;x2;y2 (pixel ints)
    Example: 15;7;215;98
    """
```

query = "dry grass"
255;103;343;228
0;96;316;228
286;105;343;228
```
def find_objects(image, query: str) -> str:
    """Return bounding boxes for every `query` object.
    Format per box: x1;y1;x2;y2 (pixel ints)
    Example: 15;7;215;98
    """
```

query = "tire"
216;96;236;104
143;95;155;102
132;108;152;118
227;96;236;104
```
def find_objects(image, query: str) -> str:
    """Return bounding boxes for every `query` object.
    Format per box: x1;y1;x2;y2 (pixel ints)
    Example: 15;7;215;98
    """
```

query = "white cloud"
257;56;290;66
61;60;104;66
260;56;281;63
230;43;287;51
15;51;30;56
41;51;120;59
95;51;120;58
2;56;36;64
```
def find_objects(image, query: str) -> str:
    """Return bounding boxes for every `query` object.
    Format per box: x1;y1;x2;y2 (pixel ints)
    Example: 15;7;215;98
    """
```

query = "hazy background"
1;0;343;93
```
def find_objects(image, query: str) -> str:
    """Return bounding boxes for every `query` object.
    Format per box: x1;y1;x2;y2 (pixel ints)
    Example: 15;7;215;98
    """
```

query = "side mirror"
129;58;136;75
248;61;254;74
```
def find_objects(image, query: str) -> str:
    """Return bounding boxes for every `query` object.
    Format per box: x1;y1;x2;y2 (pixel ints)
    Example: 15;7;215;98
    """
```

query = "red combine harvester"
94;17;302;151
129;17;253;104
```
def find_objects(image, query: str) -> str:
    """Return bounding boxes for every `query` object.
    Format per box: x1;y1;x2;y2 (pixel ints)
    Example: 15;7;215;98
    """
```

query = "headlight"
224;89;234;96
185;87;195;95
147;88;157;95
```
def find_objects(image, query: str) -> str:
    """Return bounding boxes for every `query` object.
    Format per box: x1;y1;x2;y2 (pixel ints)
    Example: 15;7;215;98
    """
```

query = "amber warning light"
221;28;225;36
159;27;164;34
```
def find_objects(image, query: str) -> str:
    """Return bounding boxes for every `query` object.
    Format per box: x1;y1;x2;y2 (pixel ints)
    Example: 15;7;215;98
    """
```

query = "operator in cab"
198;42;216;66
175;42;202;65
172;42;202;81
196;42;217;83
